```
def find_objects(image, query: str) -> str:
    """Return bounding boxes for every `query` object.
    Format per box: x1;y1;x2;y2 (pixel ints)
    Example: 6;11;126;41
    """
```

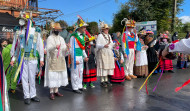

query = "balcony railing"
0;0;38;11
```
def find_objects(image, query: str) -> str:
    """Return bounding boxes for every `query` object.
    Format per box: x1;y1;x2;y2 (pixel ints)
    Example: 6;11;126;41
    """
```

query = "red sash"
128;41;135;49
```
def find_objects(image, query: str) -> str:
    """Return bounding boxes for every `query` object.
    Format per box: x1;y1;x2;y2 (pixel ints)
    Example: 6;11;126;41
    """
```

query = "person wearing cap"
144;30;159;74
69;16;89;94
158;34;174;73
121;19;141;80
44;22;70;100
10;12;44;105
96;21;115;87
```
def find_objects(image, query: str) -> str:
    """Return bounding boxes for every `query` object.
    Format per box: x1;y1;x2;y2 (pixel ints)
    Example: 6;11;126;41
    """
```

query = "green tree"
86;22;99;35
67;26;74;32
57;20;68;28
112;4;131;33
112;0;184;33
183;23;190;32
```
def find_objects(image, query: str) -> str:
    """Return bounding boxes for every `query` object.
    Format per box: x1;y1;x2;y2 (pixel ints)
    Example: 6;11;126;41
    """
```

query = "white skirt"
46;71;68;88
97;68;114;76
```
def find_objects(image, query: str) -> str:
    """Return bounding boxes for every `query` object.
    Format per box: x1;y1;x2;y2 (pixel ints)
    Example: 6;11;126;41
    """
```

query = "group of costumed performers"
69;16;89;94
157;34;174;73
96;21;115;87
44;22;70;100
144;30;159;74
134;30;149;78
121;18;141;80
10;11;44;105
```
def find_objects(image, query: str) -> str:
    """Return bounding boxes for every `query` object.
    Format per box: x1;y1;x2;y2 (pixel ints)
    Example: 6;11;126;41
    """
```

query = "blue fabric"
113;50;121;70
35;27;41;33
136;39;141;51
127;32;136;41
25;35;34;53
19;34;25;47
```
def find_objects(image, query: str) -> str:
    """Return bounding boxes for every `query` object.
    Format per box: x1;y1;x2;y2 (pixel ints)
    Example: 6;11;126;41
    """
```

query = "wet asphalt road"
9;62;190;111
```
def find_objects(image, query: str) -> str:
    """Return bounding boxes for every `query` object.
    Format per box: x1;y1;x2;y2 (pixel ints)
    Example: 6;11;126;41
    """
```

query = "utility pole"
171;0;177;32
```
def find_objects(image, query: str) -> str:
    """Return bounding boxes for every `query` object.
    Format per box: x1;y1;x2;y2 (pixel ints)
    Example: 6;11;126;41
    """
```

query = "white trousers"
124;49;135;76
22;60;38;99
71;56;83;90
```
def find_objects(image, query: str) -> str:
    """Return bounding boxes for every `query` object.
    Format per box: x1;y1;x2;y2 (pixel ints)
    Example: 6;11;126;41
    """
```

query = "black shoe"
31;96;40;102
168;70;174;73
79;88;83;91
24;98;31;105
73;90;82;94
105;81;112;87
100;82;107;88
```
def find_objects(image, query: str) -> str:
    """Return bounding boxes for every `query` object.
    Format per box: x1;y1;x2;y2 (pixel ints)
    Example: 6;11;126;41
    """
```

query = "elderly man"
96;21;115;87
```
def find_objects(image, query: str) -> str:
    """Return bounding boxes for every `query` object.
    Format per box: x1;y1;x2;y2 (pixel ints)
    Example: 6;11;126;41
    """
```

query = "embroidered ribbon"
139;59;160;92
37;67;42;84
14;54;24;82
0;52;5;111
57;44;61;58
175;79;190;92
113;50;121;70
71;32;85;50
153;58;164;92
74;38;76;69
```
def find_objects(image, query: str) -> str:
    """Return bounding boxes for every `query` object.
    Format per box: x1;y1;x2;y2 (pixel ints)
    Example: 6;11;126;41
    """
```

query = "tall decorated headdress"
17;11;30;21
73;15;95;42
121;18;136;28
74;15;88;31
99;20;109;31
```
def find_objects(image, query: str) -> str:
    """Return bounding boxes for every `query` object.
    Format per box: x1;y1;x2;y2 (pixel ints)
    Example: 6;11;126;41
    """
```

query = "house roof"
0;12;19;26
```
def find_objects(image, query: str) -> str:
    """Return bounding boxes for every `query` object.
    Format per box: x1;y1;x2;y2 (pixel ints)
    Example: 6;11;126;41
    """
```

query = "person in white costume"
70;16;89;94
163;38;190;56
96;21;115;87
134;31;148;77
121;18;140;80
44;23;70;100
10;12;44;105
